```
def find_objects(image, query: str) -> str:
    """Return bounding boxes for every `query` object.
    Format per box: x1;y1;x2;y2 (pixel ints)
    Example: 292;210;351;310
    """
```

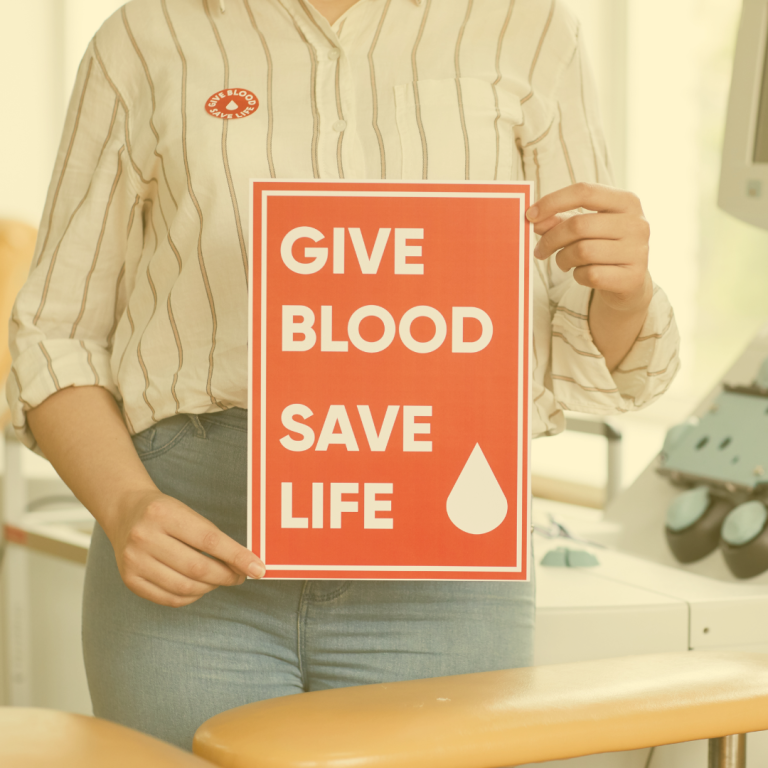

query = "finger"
572;264;647;295
554;239;640;273
119;548;216;605
128;575;208;608
150;536;246;587
534;212;642;260
531;213;565;237
527;182;643;223
135;556;219;599
166;514;266;579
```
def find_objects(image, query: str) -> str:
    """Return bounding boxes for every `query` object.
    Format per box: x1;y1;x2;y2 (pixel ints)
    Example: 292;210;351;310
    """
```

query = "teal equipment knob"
665;486;733;564
661;422;694;460
540;547;599;568
666;486;710;531
722;500;768;545
720;499;768;579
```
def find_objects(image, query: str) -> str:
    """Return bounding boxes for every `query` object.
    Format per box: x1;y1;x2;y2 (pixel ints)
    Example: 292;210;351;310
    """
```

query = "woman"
8;0;679;750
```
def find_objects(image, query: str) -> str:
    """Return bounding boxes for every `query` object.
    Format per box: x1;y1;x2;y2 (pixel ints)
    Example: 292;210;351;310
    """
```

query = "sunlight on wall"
0;0;125;225
0;2;64;224
694;0;768;403
572;0;767;418
565;0;628;188
63;0;128;94
539;0;756;491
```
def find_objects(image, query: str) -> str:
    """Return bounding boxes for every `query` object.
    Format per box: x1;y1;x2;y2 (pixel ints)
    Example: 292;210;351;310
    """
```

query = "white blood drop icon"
226;100;239;110
446;444;508;534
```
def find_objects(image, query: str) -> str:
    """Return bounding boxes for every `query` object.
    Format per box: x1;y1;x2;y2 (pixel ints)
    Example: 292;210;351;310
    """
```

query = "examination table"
2;651;767;767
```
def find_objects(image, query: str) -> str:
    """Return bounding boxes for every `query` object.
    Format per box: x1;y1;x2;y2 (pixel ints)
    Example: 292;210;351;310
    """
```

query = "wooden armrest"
0;708;212;767
193;652;768;768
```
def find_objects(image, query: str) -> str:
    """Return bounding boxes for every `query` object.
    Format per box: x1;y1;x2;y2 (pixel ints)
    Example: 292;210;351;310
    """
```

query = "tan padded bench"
0;707;214;767
194;652;768;768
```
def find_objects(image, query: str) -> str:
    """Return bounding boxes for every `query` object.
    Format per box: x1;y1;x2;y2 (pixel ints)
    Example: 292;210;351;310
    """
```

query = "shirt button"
333;120;347;132
328;48;340;60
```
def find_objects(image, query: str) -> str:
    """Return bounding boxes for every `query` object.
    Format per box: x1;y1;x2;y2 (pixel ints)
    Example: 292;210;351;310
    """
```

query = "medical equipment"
720;0;768;229
658;363;768;577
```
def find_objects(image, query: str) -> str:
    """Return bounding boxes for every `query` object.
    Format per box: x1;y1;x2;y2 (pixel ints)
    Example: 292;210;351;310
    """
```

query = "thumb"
531;213;564;237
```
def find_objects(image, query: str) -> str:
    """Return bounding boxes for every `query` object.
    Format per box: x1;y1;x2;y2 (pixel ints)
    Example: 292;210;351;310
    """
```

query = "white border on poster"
247;181;533;578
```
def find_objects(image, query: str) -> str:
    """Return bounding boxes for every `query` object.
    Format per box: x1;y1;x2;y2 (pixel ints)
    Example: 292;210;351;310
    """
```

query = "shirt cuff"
6;340;119;451
551;281;680;414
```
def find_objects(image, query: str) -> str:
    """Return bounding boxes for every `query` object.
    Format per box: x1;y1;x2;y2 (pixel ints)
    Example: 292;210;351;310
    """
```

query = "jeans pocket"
131;415;191;460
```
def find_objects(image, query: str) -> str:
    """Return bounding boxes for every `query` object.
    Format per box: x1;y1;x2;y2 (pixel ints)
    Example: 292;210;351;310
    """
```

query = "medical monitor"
719;0;768;230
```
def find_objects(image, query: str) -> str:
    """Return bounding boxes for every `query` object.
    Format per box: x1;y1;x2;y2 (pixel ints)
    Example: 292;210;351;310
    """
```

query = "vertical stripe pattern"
557;103;576;183
244;0;276;177
289;16;321;178
136;200;160;420
204;0;249;282
106;264;126;347
520;0;555;106
69;146;126;338
33;96;121;326
411;0;433;179
162;0;224;408
35;60;94;268
8;0;680;450
577;44;601;183
39;342;61;390
454;0;474;180
122;6;179;209
367;0;392;179
491;0;516;180
295;0;348;178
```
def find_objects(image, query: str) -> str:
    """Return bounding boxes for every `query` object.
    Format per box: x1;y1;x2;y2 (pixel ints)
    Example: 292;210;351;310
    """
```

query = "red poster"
249;180;532;580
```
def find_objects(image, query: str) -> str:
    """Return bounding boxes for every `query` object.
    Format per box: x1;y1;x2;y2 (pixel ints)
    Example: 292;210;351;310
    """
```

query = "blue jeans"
82;409;534;750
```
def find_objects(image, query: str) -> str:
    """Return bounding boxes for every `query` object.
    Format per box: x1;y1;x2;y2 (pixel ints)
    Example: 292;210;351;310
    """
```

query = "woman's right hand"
106;488;266;607
26;386;267;608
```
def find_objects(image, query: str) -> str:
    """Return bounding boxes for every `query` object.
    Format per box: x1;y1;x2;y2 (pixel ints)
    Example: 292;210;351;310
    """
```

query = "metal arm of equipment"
565;416;623;505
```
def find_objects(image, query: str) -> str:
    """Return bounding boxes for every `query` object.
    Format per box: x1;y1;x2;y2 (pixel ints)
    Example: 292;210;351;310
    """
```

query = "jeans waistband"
195;407;248;429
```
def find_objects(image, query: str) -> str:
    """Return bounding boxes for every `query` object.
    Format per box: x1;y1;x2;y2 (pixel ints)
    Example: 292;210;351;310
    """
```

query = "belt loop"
187;414;207;438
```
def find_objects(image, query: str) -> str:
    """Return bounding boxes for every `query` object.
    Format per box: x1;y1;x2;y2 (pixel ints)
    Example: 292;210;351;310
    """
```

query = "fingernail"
248;562;266;579
526;205;539;221
533;244;541;259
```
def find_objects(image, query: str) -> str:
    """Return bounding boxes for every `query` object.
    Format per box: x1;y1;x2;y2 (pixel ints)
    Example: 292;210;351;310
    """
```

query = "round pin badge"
205;89;259;120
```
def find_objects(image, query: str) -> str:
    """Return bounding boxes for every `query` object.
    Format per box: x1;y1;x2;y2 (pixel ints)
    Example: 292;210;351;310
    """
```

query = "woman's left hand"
526;182;652;313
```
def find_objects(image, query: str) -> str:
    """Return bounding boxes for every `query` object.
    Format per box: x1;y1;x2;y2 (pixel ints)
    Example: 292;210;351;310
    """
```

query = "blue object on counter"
722;500;768;546
657;390;768;493
662;422;694;457
666;486;711;532
540;547;599;568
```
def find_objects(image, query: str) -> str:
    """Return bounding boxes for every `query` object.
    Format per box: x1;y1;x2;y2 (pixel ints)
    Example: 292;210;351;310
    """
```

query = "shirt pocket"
394;78;522;181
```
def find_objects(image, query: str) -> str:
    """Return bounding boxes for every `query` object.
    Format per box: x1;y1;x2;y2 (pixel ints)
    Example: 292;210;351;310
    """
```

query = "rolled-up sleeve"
518;14;680;420
551;281;680;413
7;40;140;450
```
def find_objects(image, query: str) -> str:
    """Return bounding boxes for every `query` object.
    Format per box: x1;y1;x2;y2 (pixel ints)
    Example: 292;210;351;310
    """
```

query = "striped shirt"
7;0;680;451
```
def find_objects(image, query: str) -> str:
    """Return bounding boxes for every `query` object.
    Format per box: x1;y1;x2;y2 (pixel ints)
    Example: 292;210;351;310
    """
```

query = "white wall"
568;0;701;402
0;0;125;227
566;0;629;188
1;2;66;226
625;0;701;398
0;0;125;710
